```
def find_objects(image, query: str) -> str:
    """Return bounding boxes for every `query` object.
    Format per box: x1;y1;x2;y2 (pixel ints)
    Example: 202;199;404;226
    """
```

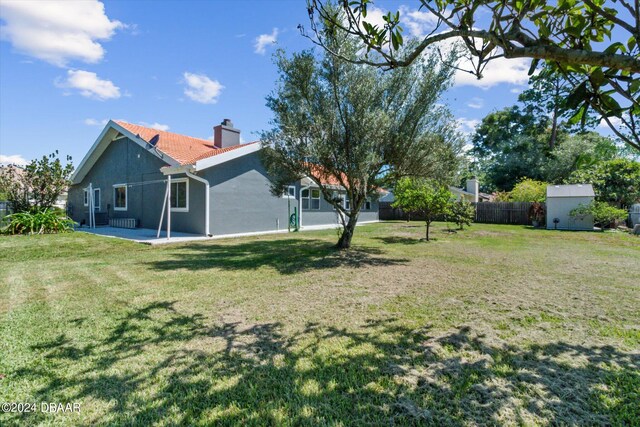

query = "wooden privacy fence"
473;202;539;225
379;201;542;225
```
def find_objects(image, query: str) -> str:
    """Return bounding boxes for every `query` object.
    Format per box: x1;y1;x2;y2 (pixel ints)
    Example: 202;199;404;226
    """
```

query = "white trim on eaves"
71;120;180;184
194;142;262;171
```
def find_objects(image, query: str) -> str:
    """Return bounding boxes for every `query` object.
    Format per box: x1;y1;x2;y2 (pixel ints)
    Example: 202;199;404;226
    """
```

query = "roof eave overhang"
194;142;262;171
70;120;181;185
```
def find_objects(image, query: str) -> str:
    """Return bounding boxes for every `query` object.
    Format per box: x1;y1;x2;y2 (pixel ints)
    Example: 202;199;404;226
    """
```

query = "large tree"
304;0;640;151
518;65;599;149
567;158;640;208
262;26;462;249
471;106;550;191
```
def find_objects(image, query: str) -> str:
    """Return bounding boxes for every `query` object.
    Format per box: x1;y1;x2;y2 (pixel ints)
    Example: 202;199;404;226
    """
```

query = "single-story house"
381;178;488;204
546;184;595;230
68;119;379;237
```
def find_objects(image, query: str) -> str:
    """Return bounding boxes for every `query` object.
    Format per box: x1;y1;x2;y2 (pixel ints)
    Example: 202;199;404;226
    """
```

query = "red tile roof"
114;121;258;165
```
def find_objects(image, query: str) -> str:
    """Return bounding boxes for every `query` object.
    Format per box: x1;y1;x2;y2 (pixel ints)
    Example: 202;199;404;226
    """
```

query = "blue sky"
1;0;551;166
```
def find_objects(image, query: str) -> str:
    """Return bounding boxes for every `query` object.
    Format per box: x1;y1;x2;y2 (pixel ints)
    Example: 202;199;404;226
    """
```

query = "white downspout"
185;170;210;237
167;175;171;240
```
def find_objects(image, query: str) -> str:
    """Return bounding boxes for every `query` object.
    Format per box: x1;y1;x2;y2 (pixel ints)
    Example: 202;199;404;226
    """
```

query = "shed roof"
546;184;595;198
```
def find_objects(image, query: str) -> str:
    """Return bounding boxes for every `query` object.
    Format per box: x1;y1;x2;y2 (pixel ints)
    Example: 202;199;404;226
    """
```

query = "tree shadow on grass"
374;236;425;245
9;302;639;426
146;238;408;274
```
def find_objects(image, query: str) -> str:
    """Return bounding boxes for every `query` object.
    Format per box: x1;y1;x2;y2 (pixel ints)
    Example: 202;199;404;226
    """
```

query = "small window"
113;184;127;211
344;194;350;210
170;179;189;212
301;188;310;210
93;188;101;211
365;198;371;210
83;189;88;206
311;189;320;210
284;185;296;198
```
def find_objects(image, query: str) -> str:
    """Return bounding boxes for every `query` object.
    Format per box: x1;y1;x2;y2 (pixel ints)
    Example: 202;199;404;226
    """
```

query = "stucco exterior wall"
68;137;205;234
69;140;380;237
202;151;292;236
300;198;379;227
546;196;594;230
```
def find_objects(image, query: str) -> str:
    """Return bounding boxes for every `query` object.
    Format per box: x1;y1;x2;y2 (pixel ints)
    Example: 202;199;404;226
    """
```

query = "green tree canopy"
262;22;462;249
568;158;640;208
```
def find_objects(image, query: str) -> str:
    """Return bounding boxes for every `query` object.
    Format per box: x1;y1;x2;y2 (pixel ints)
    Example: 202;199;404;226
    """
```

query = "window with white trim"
344;194;350;210
93;188;101;211
170;179;189;212
284;185;296;198
301;188;321;210
113;184;127;211
310;189;320;209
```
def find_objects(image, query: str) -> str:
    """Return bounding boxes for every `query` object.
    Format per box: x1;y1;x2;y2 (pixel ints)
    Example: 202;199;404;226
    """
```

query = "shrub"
0;151;73;213
3;208;75;235
509;178;548;202
493;191;510;202
570;202;628;229
528;202;546;225
449;198;475;230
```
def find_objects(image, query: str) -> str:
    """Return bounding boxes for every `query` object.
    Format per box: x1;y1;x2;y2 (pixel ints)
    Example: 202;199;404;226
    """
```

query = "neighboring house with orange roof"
68;119;379;236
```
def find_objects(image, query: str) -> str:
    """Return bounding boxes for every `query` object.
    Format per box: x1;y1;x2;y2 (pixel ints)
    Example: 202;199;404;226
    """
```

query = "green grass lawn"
1;222;639;425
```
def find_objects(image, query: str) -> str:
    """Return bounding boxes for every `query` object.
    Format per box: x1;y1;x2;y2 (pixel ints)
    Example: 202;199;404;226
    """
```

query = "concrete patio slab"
78;220;380;245
78;226;207;245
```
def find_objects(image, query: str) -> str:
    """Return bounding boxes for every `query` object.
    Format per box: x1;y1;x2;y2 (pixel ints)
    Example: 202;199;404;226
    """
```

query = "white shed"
546;184;595;231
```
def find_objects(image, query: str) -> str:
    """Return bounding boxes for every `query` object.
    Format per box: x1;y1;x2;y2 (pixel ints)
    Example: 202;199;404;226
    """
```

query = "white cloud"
457;118;480;135
84;118;108;126
510;88;523;94
454;56;531;89
0;154;28;165
466;97;484;109
56;70;121;100
599;116;622;128
399;6;439;37
254;28;278;55
139;122;170;131
182;72;223;104
0;0;123;67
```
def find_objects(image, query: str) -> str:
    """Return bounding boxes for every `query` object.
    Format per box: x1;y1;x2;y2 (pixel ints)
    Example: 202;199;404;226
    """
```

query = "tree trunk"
549;108;558;150
425;220;431;241
336;214;358;249
549;80;560;150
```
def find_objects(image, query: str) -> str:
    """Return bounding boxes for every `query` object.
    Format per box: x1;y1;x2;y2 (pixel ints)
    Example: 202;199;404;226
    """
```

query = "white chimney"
466;178;479;203
213;119;240;148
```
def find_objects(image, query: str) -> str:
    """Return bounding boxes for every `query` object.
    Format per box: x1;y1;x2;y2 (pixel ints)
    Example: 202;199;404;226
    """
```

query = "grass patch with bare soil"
0;222;638;425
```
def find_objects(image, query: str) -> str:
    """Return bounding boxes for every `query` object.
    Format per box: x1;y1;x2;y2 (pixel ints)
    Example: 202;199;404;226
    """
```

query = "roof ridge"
114;120;213;144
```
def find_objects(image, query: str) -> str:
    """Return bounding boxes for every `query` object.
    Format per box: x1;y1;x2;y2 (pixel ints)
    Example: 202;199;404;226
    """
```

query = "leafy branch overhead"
304;0;640;150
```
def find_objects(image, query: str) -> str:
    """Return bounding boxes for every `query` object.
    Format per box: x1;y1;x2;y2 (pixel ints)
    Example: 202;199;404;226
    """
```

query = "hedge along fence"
379;201;541;225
